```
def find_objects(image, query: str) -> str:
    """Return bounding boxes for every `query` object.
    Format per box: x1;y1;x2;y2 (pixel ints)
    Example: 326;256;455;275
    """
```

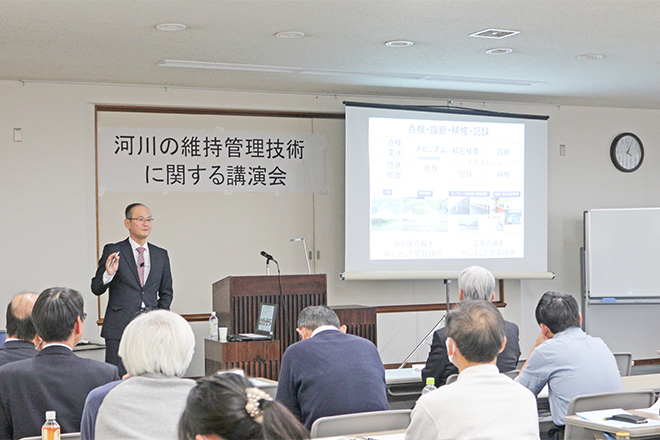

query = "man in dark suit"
0;287;119;439
422;266;521;386
0;292;39;367
276;306;389;430
91;203;173;376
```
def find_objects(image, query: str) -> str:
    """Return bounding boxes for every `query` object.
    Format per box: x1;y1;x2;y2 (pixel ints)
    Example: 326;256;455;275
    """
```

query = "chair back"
613;352;633;376
502;369;520;379
309;409;411;438
445;373;459;385
564;390;655;440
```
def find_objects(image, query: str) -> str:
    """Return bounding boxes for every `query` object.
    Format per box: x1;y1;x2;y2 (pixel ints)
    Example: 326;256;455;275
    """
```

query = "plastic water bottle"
41;411;60;440
421;377;437;395
209;311;219;341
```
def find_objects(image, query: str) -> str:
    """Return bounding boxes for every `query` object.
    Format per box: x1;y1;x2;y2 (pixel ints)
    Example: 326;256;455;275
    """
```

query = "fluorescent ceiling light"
486;48;514;55
156;23;187;31
385;40;414;48
158;59;544;87
158;60;298;74
421;75;540;86
275;31;305;39
297;69;426;80
577;54;605;60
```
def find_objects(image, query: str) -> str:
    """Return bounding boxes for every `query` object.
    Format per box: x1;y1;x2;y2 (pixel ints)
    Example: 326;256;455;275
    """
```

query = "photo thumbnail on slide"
369;117;524;261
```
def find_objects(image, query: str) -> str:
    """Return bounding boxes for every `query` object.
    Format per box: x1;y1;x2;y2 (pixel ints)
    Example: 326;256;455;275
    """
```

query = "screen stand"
397;279;452;369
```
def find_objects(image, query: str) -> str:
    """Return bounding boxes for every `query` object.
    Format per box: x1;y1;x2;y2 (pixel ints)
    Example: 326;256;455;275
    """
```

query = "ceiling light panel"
469;29;520;39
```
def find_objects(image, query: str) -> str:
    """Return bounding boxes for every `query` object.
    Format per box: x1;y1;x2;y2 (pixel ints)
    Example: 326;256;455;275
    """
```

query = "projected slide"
369;117;524;260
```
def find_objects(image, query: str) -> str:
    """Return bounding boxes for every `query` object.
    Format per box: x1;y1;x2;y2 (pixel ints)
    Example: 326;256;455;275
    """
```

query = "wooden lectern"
203;274;378;380
205;274;327;379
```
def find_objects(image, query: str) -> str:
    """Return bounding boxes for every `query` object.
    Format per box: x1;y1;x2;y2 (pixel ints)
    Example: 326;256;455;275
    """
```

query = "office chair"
309;409;412;438
613;352;633;376
445;373;459;385
563;389;655;440
502;369;520;379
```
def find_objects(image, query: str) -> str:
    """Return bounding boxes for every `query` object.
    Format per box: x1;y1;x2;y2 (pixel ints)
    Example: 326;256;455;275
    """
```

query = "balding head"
6;292;39;341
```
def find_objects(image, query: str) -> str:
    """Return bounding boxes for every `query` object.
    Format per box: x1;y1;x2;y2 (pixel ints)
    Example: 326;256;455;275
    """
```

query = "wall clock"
610;133;644;172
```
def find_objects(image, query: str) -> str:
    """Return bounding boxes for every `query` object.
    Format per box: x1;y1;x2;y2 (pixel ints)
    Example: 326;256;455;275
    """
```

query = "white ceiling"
3;0;660;109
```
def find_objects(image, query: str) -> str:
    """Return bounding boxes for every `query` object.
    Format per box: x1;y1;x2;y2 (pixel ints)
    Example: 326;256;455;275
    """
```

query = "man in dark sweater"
276;305;388;430
0;293;39;367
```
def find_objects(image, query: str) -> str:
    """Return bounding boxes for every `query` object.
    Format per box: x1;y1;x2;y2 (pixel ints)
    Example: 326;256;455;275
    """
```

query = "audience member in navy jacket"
276;305;388;430
0;288;119;440
0;292;39;367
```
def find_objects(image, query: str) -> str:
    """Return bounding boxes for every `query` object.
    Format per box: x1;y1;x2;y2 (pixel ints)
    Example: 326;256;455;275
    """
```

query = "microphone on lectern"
260;251;277;263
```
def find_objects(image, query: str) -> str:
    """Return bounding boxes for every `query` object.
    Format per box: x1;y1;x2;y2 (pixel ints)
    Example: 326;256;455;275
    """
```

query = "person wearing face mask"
406;301;539;440
422;266;521;386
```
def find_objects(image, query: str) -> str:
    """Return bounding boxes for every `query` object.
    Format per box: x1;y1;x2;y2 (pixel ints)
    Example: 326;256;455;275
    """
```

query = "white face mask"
446;338;456;366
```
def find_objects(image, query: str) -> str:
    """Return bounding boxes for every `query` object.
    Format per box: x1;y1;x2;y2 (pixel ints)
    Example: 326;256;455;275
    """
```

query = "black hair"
5;296;36;341
446;300;505;363
32;287;84;343
125;203;146;219
178;373;309;440
535;291;580;334
296;305;340;330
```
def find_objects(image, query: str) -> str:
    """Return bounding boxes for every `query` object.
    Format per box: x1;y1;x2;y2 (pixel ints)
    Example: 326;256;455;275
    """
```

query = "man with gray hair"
277;305;388;430
422;266;521;386
0;292;39;367
81;310;196;440
407;301;539;440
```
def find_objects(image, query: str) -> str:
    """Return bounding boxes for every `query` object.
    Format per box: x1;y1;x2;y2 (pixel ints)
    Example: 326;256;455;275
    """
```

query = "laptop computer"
0;330;6;346
234;303;277;341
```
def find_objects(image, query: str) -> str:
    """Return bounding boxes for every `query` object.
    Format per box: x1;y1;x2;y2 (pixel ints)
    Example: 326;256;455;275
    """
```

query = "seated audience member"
0;292;39;367
81;310;196;440
407;300;539;440
178;372;309;440
516;291;622;440
423;266;521;386
276;305;388;430
0;287;119;440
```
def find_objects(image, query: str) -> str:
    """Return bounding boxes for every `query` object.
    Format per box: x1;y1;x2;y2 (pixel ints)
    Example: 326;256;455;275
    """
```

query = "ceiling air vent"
469;29;520;39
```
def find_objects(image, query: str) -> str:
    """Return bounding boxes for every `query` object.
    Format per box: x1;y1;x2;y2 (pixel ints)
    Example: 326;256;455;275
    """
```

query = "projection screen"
343;102;552;280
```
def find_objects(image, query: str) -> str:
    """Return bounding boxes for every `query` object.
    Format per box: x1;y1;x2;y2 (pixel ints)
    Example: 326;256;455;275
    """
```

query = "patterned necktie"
137;247;145;287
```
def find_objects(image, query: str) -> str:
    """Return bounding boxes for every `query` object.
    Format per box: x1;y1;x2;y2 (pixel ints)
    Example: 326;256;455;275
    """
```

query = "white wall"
2;80;660;371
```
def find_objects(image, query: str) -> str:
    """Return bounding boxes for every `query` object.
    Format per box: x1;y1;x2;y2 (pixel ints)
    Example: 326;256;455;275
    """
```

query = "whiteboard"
585;208;660;298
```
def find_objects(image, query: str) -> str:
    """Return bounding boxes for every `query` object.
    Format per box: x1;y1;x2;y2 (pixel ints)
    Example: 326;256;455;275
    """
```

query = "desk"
385;368;422;409
73;342;105;362
204;338;280;380
534;373;660;401
385;368;421;385
565;410;660;439
623;374;660;392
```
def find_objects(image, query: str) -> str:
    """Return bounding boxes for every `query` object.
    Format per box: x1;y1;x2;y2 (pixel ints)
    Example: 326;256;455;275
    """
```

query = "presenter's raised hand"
105;252;120;276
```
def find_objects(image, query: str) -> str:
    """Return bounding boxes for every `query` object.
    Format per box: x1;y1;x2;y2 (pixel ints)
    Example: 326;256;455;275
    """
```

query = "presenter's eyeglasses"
80;313;87;322
128;217;154;224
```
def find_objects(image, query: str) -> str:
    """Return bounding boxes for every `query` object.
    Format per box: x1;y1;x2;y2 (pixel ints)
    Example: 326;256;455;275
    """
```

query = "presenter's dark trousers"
105;338;127;377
